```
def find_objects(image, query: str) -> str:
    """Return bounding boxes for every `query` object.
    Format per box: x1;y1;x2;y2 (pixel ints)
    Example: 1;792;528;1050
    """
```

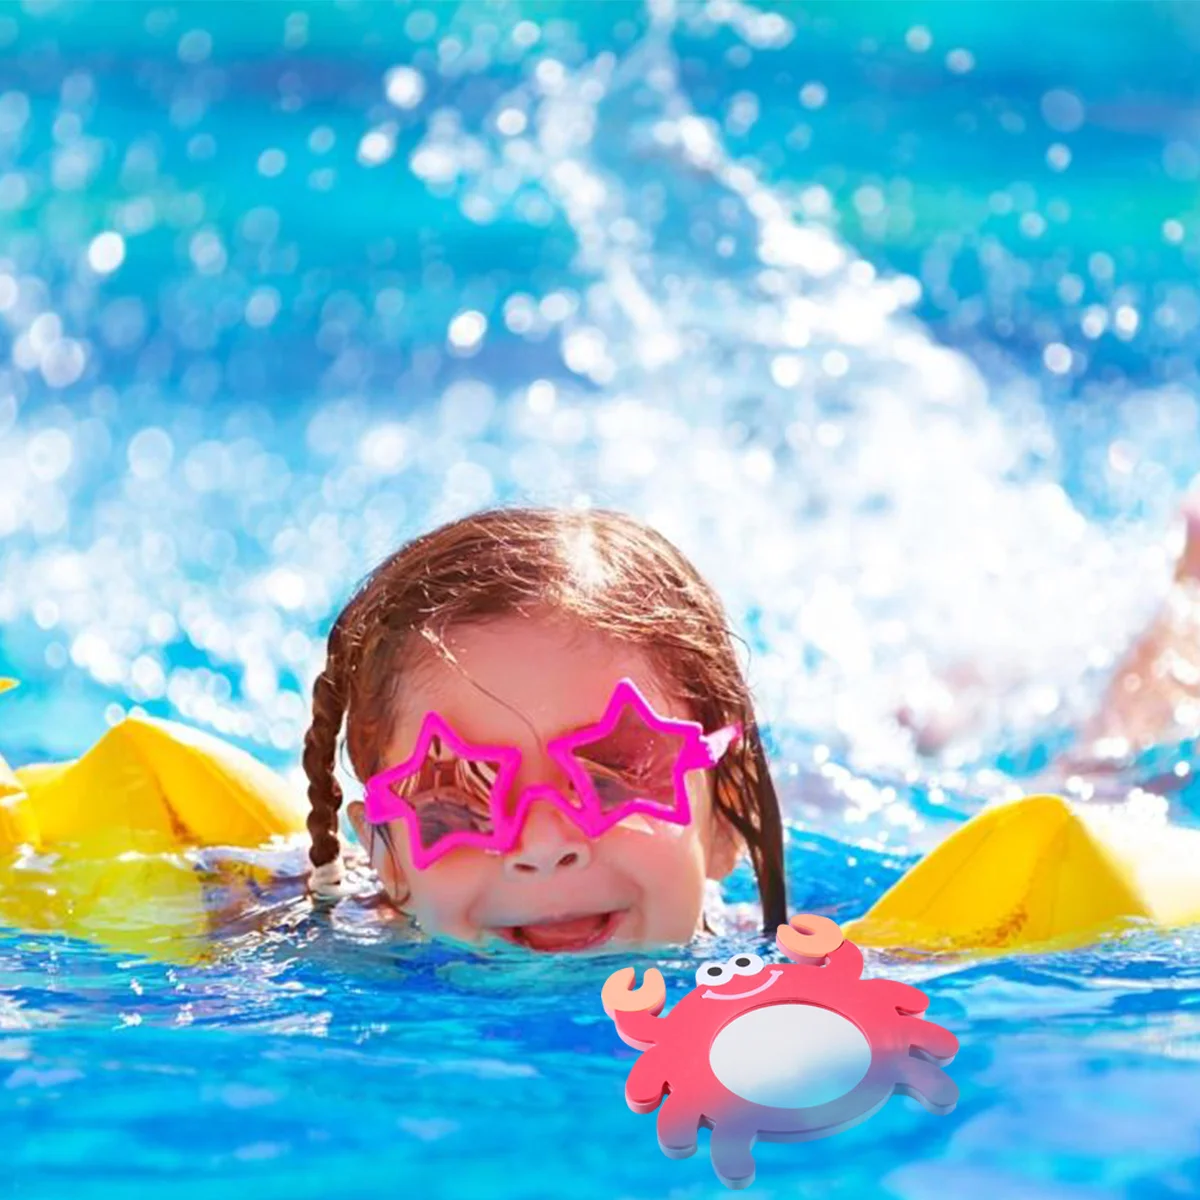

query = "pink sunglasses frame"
362;677;741;871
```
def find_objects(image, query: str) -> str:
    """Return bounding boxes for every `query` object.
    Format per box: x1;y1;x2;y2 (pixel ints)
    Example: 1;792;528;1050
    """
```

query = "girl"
302;505;787;951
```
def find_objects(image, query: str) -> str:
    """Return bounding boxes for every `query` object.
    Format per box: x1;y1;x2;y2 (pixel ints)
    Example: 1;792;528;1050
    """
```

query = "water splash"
0;4;1197;853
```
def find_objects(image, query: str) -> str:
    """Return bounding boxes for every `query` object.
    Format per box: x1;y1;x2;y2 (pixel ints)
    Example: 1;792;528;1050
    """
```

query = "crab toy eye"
728;953;764;977
696;961;733;987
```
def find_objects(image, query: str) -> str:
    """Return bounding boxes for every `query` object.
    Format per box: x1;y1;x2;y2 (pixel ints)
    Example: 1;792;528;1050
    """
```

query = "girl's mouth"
494;909;623;952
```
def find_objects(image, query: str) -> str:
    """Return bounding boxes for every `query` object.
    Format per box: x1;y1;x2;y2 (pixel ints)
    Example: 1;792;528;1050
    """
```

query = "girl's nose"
502;801;592;879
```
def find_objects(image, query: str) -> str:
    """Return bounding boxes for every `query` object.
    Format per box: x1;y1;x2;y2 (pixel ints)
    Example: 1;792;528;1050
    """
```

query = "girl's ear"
705;812;743;881
346;800;409;903
346;798;369;846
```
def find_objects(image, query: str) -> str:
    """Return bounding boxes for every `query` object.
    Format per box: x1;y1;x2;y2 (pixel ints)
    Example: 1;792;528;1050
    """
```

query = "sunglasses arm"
694;721;742;769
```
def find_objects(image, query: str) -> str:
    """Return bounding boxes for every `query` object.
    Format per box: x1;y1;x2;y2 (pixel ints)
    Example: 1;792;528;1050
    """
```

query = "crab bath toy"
601;914;959;1189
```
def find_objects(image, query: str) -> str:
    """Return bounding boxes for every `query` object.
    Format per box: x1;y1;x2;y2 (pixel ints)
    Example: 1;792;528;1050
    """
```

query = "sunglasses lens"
571;705;687;816
388;732;503;855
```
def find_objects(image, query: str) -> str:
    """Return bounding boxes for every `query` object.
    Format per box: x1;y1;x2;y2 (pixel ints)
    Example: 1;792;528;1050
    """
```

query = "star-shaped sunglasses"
363;678;742;871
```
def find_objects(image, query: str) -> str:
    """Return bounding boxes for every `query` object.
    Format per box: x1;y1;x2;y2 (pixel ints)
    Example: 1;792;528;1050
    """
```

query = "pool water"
2;2;1200;1197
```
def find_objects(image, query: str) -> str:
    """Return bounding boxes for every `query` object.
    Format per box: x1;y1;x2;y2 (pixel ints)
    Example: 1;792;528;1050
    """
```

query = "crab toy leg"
904;1016;959;1066
863;976;934;1016
892;1053;960;1114
655;1093;705;1160
709;1123;759;1190
622;1049;671;1113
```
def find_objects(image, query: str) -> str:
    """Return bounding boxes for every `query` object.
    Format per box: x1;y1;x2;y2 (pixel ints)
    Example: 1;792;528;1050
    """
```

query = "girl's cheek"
636;842;708;941
604;821;708;898
409;861;492;935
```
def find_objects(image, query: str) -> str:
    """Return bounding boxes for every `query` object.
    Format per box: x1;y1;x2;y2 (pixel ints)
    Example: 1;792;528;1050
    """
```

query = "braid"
745;731;787;931
305;617;351;871
714;722;788;934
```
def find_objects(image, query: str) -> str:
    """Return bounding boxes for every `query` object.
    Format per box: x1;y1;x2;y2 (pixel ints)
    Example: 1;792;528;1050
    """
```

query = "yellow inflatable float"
844;790;1200;955
0;677;306;962
2;677;1198;960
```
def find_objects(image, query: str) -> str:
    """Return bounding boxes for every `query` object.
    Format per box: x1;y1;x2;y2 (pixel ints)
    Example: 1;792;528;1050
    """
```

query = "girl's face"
347;614;739;952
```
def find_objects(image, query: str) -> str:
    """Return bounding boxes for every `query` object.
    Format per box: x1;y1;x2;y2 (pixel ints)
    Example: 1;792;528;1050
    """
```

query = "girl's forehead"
391;616;675;749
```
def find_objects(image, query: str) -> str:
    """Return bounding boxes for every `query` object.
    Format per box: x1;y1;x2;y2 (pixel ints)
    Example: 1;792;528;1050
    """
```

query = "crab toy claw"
776;912;844;962
602;966;666;1019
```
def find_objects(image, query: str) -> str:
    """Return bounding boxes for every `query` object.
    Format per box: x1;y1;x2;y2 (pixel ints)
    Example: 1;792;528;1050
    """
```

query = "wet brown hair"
303;506;787;932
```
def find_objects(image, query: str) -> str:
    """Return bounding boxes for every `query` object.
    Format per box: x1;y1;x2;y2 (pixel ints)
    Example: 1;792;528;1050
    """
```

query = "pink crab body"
602;915;959;1189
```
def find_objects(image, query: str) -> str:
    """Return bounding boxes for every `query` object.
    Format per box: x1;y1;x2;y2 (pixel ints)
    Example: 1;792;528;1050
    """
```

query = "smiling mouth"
703;969;784;1001
493;910;624;953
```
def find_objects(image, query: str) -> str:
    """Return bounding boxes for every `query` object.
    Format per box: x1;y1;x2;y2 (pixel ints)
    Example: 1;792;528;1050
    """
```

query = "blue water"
2;1;1200;1196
